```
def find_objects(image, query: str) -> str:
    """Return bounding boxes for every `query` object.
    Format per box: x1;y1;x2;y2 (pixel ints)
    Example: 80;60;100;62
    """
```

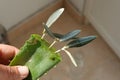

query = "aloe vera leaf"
59;30;81;42
46;8;64;27
9;34;61;80
9;34;41;65
43;23;56;39
66;36;96;48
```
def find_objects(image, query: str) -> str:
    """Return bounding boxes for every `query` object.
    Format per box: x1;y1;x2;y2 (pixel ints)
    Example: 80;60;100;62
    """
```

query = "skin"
0;44;29;80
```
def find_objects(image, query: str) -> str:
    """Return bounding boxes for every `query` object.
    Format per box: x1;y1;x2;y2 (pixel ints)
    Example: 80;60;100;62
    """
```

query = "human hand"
0;44;29;80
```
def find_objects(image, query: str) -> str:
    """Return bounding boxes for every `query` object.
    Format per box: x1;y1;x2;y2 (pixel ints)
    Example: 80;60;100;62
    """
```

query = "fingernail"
17;66;29;79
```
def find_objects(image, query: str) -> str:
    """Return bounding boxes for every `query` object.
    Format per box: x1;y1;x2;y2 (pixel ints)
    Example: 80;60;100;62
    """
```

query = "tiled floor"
9;10;120;80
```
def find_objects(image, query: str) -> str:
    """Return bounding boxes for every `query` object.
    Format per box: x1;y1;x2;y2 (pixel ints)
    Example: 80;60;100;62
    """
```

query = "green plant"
9;8;96;80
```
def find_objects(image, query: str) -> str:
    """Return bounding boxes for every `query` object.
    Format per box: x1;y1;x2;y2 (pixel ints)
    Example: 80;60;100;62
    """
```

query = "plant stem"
63;49;77;67
49;40;57;48
55;46;77;67
41;32;46;39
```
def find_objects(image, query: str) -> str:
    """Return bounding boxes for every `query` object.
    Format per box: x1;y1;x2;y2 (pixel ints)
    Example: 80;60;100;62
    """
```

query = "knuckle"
6;66;21;80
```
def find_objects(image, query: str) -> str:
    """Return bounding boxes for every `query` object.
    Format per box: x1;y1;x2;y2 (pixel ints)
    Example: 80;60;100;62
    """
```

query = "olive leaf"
42;8;64;39
53;33;63;39
59;30;81;42
53;33;78;40
42;23;56;39
46;8;64;27
42;23;60;48
66;36;96;48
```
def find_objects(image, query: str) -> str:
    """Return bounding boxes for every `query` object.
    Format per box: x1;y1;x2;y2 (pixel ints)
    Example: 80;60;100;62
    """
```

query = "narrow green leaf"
60;30;81;42
43;23;56;39
42;8;64;39
46;8;64;27
67;36;96;48
53;33;78;40
53;33;63;38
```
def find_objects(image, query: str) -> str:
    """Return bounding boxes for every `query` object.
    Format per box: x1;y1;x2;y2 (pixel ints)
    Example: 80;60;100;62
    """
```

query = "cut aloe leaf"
59;30;81;42
46;8;64;27
9;34;61;80
66;36;96;48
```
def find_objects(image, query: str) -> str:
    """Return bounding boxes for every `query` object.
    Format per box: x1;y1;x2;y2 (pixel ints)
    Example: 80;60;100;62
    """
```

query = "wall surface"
0;0;55;30
84;0;120;57
0;0;85;30
69;0;84;13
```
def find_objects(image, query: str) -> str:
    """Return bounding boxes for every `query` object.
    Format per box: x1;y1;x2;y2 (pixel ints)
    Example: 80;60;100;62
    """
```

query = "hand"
0;44;29;80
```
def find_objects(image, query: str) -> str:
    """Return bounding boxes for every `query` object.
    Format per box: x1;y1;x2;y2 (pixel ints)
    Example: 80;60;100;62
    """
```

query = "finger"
0;64;29;80
0;44;19;60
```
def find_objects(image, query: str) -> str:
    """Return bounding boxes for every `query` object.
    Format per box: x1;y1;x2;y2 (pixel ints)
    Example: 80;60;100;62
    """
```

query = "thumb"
0;64;29;80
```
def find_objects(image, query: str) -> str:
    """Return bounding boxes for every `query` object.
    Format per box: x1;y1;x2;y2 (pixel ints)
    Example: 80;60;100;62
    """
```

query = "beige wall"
69;0;84;13
84;0;120;57
0;0;55;30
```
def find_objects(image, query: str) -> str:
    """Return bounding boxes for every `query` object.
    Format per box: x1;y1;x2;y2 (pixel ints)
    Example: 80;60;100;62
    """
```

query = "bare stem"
41;29;46;39
49;40;57;48
55;46;77;67
55;46;68;53
55;49;62;53
41;33;46;39
63;49;78;67
55;46;66;53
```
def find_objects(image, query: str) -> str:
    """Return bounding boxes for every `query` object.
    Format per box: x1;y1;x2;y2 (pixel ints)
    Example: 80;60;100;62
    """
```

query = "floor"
8;3;120;80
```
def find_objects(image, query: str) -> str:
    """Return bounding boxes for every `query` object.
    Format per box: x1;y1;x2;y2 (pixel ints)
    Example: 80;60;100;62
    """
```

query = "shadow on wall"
0;24;9;44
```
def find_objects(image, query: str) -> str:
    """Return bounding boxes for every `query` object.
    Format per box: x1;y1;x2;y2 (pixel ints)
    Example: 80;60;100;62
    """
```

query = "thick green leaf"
9;34;61;80
67;36;96;48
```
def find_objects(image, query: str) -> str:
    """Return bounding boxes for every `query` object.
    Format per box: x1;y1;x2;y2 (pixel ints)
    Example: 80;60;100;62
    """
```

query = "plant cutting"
9;8;96;80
